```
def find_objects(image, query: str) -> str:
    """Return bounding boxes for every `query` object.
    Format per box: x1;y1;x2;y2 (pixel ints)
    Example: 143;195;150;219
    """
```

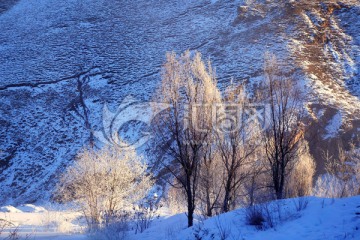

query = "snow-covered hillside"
1;196;360;239
0;0;359;204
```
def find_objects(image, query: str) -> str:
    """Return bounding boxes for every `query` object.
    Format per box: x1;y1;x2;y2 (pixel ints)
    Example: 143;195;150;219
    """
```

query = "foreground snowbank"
130;196;360;240
1;196;360;239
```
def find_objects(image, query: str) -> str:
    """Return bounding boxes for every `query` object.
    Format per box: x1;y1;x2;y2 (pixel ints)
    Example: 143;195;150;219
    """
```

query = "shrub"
133;195;161;234
245;205;265;230
286;142;316;198
293;197;309;212
316;144;360;198
89;212;129;240
56;145;153;231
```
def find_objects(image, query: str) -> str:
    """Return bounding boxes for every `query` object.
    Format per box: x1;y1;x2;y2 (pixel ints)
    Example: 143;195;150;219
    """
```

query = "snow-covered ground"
0;204;85;239
1;196;360;239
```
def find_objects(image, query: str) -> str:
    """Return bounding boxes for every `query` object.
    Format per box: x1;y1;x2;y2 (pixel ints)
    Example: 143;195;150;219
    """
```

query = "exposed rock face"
0;0;358;204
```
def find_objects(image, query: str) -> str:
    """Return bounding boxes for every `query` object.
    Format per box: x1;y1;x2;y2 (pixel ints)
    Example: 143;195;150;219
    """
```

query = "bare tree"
242;149;268;207
152;50;221;227
56;145;153;231
215;84;261;212
260;53;306;200
198;147;224;217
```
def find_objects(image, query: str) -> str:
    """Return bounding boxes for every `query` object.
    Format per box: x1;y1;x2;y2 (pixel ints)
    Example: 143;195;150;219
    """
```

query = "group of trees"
153;51;315;227
56;50;322;233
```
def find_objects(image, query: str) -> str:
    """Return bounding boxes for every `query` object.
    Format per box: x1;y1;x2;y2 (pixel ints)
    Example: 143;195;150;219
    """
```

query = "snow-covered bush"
314;173;357;198
165;184;187;215
56;145;153;231
286;141;316;198
133;195;160;234
89;211;129;240
315;144;360;198
53;219;74;234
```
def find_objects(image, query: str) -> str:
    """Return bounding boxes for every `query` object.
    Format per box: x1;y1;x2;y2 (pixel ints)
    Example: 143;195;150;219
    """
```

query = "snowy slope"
0;0;359;204
130;196;360;240
1;196;360;239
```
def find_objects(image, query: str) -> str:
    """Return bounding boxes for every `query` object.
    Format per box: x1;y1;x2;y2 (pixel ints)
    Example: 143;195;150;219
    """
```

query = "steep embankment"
234;0;360;171
286;1;360;170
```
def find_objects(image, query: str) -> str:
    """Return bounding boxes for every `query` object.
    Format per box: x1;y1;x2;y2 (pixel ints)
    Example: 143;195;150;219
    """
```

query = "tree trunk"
187;189;194;227
276;188;283;199
206;192;212;217
222;179;232;213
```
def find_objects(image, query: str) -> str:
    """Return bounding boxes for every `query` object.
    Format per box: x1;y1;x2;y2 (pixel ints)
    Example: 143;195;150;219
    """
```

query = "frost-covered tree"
215;84;262;212
56;145;153;230
260;53;306;200
198;148;224;217
152;50;221;227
